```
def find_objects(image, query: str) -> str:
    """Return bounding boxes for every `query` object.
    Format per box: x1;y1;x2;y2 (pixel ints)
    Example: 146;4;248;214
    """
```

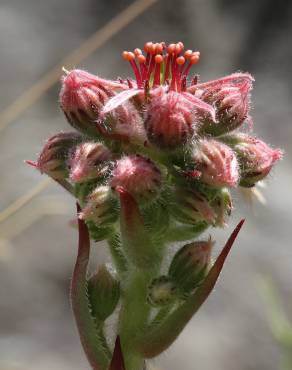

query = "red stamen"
123;51;142;87
170;56;178;90
154;55;163;86
164;53;171;83
146;55;156;81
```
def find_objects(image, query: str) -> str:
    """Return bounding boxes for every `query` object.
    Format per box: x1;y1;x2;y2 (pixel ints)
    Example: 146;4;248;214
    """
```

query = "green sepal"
137;219;245;358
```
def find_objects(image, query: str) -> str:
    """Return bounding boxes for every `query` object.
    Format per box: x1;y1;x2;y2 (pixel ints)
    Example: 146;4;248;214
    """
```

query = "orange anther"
127;51;135;61
154;54;164;64
178;41;184;50
190;52;200;64
155;43;163;54
176;56;185;65
122;51;130;60
144;42;153;53
167;43;176;54
175;43;183;55
137;54;146;64
134;48;142;56
149;43;157;54
184;50;193;59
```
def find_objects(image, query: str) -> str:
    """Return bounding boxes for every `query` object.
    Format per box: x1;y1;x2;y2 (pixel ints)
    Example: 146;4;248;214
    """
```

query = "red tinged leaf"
70;203;111;370
108;336;126;370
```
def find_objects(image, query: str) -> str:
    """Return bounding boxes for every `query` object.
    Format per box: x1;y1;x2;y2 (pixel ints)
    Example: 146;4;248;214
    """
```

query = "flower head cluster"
29;41;283;370
29;41;282;240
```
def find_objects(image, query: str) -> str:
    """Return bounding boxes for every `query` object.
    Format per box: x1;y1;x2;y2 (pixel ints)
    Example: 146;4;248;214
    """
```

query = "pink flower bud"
231;134;283;187
104;102;147;145
144;90;200;149
69;142;112;183
60;69;126;136
27;132;82;179
110;155;162;202
193;73;253;136
192;139;239;187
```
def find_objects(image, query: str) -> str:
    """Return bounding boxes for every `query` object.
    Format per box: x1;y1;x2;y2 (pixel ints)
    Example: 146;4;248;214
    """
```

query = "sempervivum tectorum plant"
28;41;283;370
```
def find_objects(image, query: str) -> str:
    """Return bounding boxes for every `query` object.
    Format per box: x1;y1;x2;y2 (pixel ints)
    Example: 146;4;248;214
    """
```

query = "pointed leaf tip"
108;336;126;370
102;88;142;115
25;160;37;167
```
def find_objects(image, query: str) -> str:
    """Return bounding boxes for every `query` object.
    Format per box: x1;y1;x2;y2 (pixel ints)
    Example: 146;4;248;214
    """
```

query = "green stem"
107;232;128;277
118;268;154;370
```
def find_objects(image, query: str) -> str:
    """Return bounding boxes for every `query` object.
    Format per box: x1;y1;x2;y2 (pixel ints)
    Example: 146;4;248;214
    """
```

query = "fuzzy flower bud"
110;155;162;202
147;276;178;307
211;187;233;227
104;102;147;145
169;239;213;294
69;142;112;183
144;90;198;149
79;185;118;227
88;265;120;321
170;188;217;225
60;69;126;136
27;132;82;179
230;134;283;187
192;139;239;187
194;73;253;136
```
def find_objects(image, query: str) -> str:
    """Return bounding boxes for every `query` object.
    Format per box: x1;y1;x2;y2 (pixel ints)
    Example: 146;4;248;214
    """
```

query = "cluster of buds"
29;41;283;370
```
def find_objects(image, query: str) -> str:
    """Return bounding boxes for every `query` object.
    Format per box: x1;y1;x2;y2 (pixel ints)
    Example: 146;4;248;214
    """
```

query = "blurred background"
0;0;291;369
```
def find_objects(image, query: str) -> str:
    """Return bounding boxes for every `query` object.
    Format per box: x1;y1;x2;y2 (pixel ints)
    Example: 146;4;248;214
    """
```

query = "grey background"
0;0;291;369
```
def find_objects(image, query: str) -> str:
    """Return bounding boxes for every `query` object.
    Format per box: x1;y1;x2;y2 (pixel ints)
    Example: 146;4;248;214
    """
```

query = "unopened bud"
147;276;178;307
110;155;162;203
69;142;112;183
197;73;253;136
192;139;239;188
211;187;233;227
169;239;213;294
88;265;120;321
60;69;125;136
79;185;118;227
170;188;216;225
144;90;197;149
229;134;283;187
28;132;82;179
